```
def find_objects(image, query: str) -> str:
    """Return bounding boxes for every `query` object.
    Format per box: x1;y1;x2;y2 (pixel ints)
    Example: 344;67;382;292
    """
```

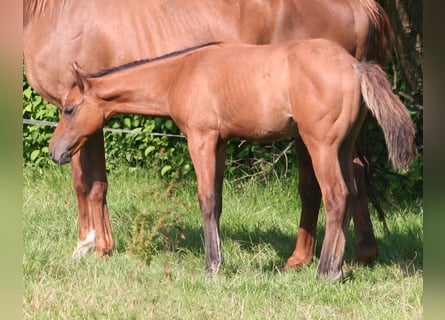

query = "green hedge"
22;66;423;201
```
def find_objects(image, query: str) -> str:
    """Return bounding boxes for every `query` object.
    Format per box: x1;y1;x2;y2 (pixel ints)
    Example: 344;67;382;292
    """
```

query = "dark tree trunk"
379;0;423;94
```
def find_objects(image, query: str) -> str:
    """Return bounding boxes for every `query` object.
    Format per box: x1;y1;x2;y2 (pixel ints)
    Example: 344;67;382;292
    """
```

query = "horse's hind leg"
351;155;378;265
71;131;114;258
284;137;321;270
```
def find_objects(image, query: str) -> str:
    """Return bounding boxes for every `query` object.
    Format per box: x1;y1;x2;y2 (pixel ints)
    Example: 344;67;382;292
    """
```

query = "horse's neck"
95;60;182;118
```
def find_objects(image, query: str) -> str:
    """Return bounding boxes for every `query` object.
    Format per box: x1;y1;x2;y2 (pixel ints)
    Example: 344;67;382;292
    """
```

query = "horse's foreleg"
70;152;95;257
187;133;226;275
284;137;321;270
71;131;114;258
351;155;378;265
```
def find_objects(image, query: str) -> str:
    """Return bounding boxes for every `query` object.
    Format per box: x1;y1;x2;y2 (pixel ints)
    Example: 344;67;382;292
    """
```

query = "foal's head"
49;63;107;164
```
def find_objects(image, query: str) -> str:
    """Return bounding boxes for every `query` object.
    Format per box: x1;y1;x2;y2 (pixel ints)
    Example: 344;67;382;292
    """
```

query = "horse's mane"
24;0;60;26
86;42;222;79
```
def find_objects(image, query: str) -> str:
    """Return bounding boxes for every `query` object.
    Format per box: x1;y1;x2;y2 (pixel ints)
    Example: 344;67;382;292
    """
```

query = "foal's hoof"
316;268;343;281
316;260;343;281
205;258;223;276
205;264;221;276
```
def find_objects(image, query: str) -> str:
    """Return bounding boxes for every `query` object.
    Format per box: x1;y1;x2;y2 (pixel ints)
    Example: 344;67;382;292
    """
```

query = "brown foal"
49;40;415;279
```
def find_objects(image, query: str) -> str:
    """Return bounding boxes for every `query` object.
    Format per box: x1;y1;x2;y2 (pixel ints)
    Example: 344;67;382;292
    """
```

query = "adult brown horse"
48;40;415;279
24;0;392;268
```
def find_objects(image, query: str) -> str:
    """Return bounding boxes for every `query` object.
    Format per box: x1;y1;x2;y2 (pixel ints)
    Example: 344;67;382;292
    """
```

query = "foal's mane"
86;42;221;79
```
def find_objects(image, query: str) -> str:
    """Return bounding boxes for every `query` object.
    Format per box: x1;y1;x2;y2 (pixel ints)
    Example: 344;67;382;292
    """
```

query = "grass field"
23;165;422;319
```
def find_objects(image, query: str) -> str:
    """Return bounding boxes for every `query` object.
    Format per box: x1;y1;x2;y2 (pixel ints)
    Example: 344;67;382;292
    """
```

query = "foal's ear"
71;61;90;92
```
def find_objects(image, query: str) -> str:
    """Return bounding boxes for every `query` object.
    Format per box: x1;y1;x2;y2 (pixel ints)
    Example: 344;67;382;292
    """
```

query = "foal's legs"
284;139;378;270
308;142;356;280
187;132;226;274
70;131;114;257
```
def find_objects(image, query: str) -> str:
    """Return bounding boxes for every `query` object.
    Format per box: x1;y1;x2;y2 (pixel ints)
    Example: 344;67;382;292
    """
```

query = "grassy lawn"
23;165;422;319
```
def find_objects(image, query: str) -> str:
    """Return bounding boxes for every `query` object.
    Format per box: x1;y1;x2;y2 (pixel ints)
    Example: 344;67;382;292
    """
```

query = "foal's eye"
63;106;75;116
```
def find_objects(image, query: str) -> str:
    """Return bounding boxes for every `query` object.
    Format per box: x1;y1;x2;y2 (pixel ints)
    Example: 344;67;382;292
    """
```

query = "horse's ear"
71;61;90;92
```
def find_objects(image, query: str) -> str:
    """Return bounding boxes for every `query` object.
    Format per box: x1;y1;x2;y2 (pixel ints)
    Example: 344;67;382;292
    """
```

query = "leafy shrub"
129;209;185;265
23;70;59;167
128;183;189;265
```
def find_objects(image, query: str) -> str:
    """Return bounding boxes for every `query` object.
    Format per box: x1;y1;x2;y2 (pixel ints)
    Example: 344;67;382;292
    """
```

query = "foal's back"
169;39;361;142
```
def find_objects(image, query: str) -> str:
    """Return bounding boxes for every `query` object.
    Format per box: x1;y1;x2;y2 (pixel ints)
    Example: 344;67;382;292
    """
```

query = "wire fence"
23;118;296;179
22;118;186;139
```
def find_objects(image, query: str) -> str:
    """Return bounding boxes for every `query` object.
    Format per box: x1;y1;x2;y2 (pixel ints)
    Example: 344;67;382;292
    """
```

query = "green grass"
23;165;422;319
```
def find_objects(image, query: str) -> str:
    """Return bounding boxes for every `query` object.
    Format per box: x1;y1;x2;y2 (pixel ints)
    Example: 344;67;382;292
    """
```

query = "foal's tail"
357;62;416;171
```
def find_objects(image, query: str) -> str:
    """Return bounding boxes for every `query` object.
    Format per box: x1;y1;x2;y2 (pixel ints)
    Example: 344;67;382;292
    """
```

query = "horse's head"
49;63;106;164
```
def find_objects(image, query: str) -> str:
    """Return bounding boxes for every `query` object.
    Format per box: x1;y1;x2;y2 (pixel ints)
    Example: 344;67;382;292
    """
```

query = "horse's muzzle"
49;148;72;165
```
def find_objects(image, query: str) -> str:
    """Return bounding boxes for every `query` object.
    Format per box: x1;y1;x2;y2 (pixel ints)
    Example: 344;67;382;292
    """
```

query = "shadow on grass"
111;181;422;275
374;223;423;273
153;215;423;275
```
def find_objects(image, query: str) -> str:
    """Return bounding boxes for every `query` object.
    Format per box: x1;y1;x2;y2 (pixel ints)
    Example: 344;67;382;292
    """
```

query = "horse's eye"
64;106;75;116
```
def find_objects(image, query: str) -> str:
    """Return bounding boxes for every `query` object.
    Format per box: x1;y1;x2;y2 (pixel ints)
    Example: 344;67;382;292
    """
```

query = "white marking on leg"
72;230;96;258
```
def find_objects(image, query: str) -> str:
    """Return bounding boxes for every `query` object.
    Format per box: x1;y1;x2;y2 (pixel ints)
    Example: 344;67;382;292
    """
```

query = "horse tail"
360;0;393;65
357;62;416;171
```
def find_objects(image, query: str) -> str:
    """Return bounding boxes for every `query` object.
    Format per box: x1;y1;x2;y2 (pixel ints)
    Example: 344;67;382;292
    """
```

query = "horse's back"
24;0;387;107
23;0;245;106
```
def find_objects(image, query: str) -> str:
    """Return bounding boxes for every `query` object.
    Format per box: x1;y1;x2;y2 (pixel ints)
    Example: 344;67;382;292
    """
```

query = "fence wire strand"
22;118;186;139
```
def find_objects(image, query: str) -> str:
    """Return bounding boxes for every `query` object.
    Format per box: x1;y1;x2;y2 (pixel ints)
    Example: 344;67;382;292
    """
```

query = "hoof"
316;268;343;281
72;230;96;259
316;258;343;281
283;256;312;272
205;257;223;276
353;247;378;266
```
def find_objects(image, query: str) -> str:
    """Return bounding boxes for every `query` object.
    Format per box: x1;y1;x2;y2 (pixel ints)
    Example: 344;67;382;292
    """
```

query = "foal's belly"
227;116;299;142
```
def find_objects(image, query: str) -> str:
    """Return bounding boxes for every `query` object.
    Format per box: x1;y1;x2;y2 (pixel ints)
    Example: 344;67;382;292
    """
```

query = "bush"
23;70;59;167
